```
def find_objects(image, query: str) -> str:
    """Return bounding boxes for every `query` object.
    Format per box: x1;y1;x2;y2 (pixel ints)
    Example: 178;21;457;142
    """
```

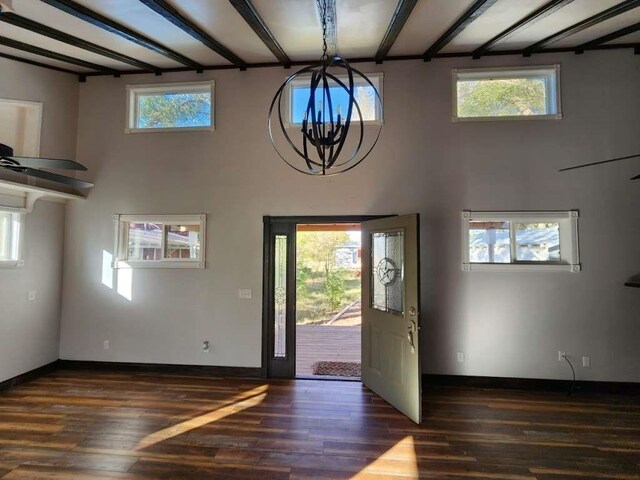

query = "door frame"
261;215;393;378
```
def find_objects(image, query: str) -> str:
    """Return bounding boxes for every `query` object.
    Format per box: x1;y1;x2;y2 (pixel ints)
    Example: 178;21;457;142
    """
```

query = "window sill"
114;260;205;269
124;126;214;134
0;260;24;269
453;113;562;123
462;263;581;272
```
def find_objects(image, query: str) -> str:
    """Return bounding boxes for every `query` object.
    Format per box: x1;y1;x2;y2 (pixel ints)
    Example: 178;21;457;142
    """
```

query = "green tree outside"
457;78;546;118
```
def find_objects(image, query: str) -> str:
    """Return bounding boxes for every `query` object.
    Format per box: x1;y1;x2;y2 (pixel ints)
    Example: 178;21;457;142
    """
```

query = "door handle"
407;320;417;353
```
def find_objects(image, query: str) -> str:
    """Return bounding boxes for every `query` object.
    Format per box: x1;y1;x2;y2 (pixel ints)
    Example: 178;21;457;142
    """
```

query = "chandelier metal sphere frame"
268;1;383;176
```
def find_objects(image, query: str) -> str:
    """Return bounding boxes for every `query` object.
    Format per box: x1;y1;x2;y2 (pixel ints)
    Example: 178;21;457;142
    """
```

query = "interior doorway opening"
295;223;362;379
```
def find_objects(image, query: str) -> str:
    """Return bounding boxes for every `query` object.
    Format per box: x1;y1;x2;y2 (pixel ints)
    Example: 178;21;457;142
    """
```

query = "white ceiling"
0;0;638;74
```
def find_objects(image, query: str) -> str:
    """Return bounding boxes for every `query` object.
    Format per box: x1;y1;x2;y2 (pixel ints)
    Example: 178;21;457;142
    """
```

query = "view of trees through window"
457;77;547;118
137;92;211;129
296;230;361;326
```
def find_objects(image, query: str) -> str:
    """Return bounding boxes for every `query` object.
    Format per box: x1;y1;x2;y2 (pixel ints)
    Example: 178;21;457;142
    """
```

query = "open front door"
361;214;421;423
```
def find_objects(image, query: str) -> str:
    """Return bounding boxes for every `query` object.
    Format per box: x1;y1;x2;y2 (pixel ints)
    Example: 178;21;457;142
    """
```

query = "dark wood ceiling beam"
39;0;202;69
0;12;159;72
472;0;575;58
375;0;418;63
523;0;640;55
316;0;337;58
575;21;640;53
139;0;247;69
0;35;118;74
0;51;78;74
423;0;498;61
229;0;290;67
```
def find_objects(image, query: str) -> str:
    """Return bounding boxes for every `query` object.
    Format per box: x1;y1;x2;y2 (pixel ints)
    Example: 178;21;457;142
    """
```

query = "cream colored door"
361;214;421;424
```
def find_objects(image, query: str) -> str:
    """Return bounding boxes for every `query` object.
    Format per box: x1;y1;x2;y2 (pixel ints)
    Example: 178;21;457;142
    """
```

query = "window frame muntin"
452;65;562;122
125;81;215;134
284;72;384;128
113;214;206;269
0;210;25;269
461;210;580;272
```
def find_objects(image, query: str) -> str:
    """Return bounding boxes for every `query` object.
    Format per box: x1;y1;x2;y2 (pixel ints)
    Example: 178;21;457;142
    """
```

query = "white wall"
0;58;78;382
60;51;640;382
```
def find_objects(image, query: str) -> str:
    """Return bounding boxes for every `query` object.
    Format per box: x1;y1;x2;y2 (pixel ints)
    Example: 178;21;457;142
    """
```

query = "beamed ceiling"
0;0;638;80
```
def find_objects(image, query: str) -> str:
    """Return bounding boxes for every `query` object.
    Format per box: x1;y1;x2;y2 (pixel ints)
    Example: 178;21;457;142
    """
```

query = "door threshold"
296;374;361;382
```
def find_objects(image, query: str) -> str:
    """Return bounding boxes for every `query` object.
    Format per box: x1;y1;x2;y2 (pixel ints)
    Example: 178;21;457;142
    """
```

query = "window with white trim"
453;65;561;121
125;81;214;133
462;211;580;272
0;211;23;268
286;73;383;126
113;214;206;269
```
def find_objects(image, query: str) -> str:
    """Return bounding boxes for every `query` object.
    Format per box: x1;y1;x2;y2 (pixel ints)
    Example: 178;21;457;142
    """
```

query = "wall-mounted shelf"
0;178;85;213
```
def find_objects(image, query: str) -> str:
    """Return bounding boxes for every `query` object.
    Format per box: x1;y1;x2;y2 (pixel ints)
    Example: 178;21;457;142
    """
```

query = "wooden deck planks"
295;325;361;376
0;370;638;479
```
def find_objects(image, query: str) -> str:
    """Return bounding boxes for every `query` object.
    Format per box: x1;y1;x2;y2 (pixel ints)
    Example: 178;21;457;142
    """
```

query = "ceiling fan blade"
3;155;88;171
559;153;640;172
631;174;640;181
11;167;94;189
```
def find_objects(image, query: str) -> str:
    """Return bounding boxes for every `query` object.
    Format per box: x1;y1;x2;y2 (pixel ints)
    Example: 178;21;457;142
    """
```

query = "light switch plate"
27;290;36;302
238;289;252;299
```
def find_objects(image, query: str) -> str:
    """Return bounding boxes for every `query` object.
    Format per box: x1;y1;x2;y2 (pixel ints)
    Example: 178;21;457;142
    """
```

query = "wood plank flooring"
0;370;639;479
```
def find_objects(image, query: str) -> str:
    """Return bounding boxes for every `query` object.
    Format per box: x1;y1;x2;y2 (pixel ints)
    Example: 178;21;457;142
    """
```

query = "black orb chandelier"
268;0;383;176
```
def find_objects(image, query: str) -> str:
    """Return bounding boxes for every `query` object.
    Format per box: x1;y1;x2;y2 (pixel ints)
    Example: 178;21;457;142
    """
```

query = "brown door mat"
311;361;361;377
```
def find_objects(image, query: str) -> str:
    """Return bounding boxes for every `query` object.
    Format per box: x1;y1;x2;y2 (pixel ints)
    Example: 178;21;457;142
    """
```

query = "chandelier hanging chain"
319;0;328;63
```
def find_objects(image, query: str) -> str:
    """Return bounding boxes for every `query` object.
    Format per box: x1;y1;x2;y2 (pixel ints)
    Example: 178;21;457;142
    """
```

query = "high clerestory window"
125;81;214;133
286;73;383;126
452;65;561;122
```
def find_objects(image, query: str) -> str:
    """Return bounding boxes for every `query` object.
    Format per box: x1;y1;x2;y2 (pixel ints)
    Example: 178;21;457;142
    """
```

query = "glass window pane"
291;83;378;124
515;222;561;262
0;212;13;261
164;224;200;260
274;235;287;359
137;91;211;129
469;221;511;263
128;223;162;261
457;77;548;118
371;231;403;315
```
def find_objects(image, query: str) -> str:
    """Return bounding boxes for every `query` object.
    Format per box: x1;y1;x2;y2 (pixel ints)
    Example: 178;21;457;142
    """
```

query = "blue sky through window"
291;84;377;124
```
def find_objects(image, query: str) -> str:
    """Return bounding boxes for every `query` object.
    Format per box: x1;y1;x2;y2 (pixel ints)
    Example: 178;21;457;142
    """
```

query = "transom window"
0;211;23;268
113;214;206;269
286;73;383;126
452;65;561;121
125;81;214;133
462;211;580;272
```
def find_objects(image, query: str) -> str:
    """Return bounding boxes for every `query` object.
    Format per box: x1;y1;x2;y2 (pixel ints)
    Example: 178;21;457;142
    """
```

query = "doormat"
311;361;361;377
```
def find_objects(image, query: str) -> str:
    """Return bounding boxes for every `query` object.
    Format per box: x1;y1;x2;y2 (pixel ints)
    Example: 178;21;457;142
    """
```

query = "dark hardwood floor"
0;370;639;479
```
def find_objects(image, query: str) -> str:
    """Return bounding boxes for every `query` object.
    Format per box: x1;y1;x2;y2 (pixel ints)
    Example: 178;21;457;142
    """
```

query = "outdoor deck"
296;325;361;377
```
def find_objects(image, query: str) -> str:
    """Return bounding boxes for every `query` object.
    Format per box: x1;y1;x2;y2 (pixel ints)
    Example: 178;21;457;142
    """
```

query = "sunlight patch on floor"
353;435;418;479
135;385;268;450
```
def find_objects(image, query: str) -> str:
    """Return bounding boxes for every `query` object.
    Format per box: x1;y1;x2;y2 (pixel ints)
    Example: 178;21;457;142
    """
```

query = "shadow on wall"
102;249;133;301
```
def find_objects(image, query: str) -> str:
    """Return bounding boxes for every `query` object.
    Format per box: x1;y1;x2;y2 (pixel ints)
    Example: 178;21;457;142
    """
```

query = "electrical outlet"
103;340;110;350
582;356;590;368
456;352;465;363
203;340;210;353
558;351;566;361
238;289;252;299
27;290;36;302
